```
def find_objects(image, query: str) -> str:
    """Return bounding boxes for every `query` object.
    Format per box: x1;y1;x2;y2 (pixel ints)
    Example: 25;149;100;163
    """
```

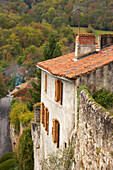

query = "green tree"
27;69;41;111
9;101;34;133
27;34;62;111
0;73;8;98
43;34;62;60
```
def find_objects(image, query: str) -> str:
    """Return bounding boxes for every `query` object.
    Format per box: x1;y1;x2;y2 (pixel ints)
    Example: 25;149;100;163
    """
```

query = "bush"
0;152;16;164
9;101;34;133
42;144;74;170
0;158;17;170
17;126;34;170
93;88;113;109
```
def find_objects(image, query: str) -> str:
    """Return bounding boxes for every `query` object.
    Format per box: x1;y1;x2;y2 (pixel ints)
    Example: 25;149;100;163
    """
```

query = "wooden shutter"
56;121;59;148
40;103;44;123
47;110;49;135
45;74;47;93
52;119;56;142
44;107;47;129
59;81;63;105
55;79;58;101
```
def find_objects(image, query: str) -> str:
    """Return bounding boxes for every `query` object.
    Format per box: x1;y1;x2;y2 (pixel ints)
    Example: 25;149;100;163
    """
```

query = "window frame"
40;103;49;135
52;119;60;148
45;74;47;93
55;79;63;105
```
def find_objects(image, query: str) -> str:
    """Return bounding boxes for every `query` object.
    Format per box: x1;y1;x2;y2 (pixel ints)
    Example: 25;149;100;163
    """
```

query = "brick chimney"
75;33;96;59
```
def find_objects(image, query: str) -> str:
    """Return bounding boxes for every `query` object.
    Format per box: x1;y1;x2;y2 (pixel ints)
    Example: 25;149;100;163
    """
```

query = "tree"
27;69;41;111
0;73;8;98
27;34;62;111
43;34;62;60
9;101;34;132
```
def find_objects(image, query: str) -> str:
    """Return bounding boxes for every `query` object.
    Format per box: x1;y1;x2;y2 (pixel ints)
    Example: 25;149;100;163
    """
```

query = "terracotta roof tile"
37;45;113;79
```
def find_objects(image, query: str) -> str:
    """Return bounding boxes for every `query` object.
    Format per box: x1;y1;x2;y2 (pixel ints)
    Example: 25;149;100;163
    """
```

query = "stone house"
34;33;113;169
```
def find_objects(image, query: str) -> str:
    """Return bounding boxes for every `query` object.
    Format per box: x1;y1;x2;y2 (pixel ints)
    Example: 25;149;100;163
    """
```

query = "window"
46;109;49;135
52;119;60;148
40;103;49;135
40;103;44;124
45;74;47;93
55;79;63;105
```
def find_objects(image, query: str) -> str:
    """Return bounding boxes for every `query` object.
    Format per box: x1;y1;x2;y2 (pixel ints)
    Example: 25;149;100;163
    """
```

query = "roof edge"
36;65;74;83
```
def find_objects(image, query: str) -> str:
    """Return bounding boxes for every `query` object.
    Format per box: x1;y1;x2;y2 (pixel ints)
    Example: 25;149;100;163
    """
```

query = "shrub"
9;101;34;133
42;144;74;170
93;88;113;109
17;126;34;170
0;158;17;170
0;152;16;164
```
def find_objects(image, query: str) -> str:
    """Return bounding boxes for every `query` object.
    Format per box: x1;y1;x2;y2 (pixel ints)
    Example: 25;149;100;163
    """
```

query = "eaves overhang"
36;65;75;83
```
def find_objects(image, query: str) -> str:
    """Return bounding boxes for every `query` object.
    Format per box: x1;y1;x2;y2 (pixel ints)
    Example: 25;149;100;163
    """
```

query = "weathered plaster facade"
40;71;75;159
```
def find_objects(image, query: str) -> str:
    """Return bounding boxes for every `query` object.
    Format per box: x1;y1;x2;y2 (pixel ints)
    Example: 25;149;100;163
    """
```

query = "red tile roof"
11;82;30;95
37;45;113;80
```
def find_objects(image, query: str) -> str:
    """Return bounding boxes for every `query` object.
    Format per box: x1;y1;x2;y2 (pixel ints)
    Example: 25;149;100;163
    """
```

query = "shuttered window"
52;119;60;148
52;119;56;142
45;74;47;93
46;109;49;135
40;103;44;124
40;103;49;135
44;107;46;128
55;79;63;105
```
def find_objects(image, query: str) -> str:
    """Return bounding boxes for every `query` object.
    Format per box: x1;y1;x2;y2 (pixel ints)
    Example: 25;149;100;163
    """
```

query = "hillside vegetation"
0;0;113;89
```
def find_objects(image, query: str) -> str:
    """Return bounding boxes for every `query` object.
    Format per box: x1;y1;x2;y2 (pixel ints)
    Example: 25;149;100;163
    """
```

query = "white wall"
40;71;75;159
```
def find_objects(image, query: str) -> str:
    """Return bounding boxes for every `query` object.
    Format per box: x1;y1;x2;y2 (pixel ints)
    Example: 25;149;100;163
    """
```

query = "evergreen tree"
27;34;62;111
0;73;8;98
27;69;41;111
43;34;62;60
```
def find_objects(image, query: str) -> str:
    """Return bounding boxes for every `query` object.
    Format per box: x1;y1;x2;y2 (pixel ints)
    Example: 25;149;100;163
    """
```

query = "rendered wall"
75;89;113;169
40;71;75;160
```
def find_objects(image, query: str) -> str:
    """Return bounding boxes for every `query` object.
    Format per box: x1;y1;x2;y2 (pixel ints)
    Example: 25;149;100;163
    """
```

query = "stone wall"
76;61;113;94
75;89;113;169
31;122;41;170
98;34;113;49
10;122;25;152
10;124;19;152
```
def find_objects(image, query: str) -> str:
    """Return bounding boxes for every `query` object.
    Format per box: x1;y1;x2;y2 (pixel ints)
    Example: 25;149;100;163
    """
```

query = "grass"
94;29;113;41
71;27;113;41
71;27;87;34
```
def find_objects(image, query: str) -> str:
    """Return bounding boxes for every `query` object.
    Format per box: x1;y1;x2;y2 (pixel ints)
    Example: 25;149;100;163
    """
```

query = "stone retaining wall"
75;90;113;169
31;122;41;170
10;122;25;152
